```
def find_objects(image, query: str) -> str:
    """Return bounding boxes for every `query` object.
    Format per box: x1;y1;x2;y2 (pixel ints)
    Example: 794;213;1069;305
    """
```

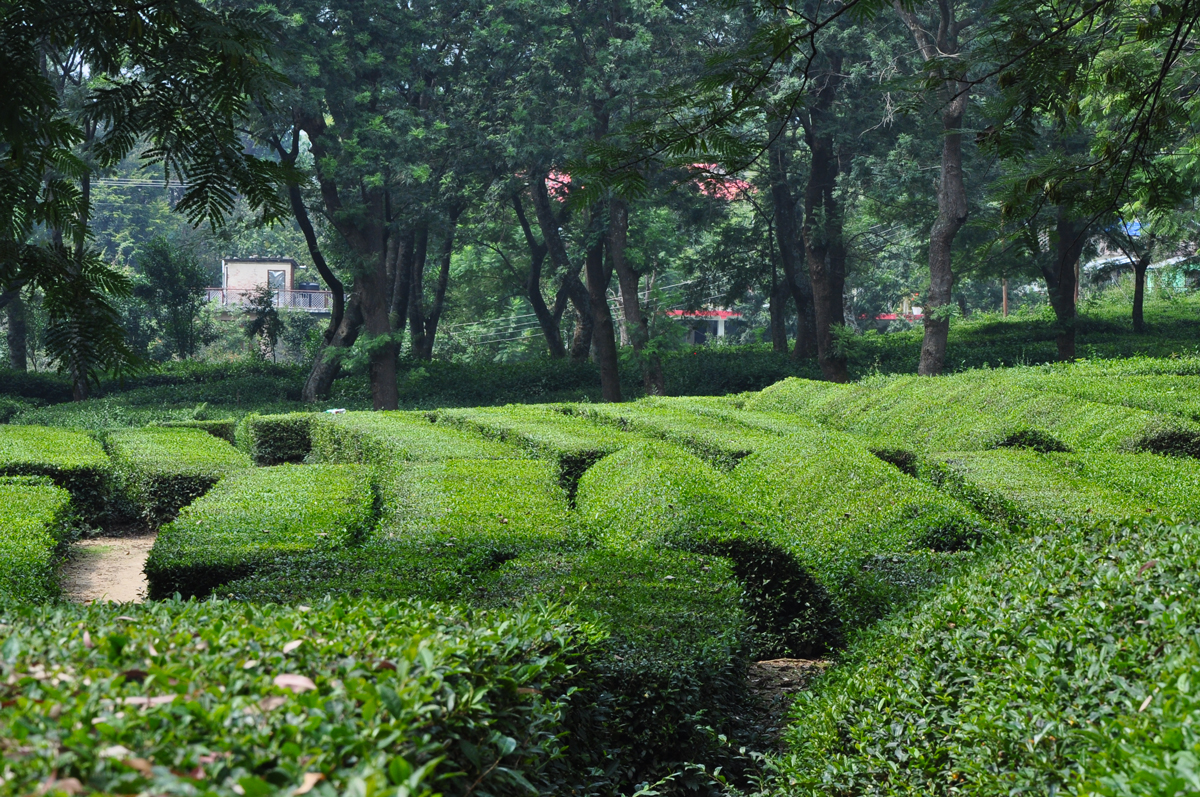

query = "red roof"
666;310;742;319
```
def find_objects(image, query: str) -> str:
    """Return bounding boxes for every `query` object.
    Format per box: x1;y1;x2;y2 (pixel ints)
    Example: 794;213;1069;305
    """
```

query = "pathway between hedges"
60;533;155;604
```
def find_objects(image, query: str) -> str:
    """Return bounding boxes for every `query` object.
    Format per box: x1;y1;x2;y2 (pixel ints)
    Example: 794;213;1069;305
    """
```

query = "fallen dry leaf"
82;631;93;649
273;674;317;693
122;757;153;776
259;696;288;711
243;659;260;670
99;745;133;759
38;777;85;796
115;616;137;622
282;640;304;654
295;772;326;795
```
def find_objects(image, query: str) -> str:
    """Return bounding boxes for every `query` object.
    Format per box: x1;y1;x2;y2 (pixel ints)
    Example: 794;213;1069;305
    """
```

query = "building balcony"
204;288;333;314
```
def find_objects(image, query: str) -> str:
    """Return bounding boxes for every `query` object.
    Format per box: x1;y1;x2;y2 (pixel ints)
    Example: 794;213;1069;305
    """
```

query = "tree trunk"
302;296;363;402
799;59;850;384
513;193;567;357
1133;256;1150;333
420;207;460;360
609;198;664;393
585;225;622;403
895;1;970;377
531;173;592;361
1044;208;1084;362
768;136;817;360
407;223;430;357
769;276;789;353
7;295;27;371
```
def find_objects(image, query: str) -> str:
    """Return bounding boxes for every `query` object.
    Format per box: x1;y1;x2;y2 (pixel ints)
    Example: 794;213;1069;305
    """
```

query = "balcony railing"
205;288;333;313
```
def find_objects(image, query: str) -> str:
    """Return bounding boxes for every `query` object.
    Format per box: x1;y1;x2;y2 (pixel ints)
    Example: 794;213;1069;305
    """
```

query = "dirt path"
60;534;156;604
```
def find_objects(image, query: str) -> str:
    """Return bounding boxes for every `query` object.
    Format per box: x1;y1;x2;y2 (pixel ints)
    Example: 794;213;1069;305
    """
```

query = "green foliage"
0;480;73;604
732;431;988;641
0;597;587;797
105;427;250;526
567;402;779;470
236;413;316;465
144;464;376;600
917;449;1155;530
783;519;1200;796
131;236;213;360
0;425;110;522
749;371;1200;457
309;411;515;467
434;405;639;496
480;548;750;791
152;418;238;444
577;443;836;657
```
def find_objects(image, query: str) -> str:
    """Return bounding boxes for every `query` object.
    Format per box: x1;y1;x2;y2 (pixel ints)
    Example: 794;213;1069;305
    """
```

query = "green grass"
105;427;251;525
0;479;73;604
144;464;377;600
0;425;111;522
0;597;587;797
782;518;1200;797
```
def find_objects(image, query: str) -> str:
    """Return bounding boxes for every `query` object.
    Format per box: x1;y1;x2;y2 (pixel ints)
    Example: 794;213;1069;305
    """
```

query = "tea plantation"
2;358;1200;796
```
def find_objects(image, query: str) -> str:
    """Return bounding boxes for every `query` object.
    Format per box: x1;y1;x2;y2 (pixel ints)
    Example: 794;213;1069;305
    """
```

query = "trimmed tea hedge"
222;541;753;795
152;418;237;444
106;427;251;525
917;449;1151;530
235;412;315;465
434;405;639;495
0;479;73;604
144;464;376;599
749;373;1200;457
1050;450;1200;522
567;402;777;469
784;518;1200;796
480;547;751;790
310;411;515;467
577;443;837;656
731;430;988;640
0;597;589;797
0;425;110;522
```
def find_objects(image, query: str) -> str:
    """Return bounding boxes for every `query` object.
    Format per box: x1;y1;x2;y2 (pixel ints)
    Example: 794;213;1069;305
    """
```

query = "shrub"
0;597;589;797
916;449;1151;530
144;464;376;599
0;425;110;522
152;418;237;444
577;443;838;656
1048;450;1200;521
0;396;42;424
224;541;752;796
434;405;639;496
479;547;751;792
784;519;1200;797
995;362;1200;422
731;430;988;639
566;402;778;469
105;427;251;525
0;479;73;604
235;412;315;465
309;411;515;467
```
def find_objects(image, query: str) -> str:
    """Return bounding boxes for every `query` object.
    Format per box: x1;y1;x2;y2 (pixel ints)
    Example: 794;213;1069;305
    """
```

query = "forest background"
3;0;1200;409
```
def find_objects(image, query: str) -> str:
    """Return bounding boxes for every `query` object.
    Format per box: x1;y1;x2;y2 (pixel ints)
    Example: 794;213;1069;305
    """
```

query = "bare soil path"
60;533;156;604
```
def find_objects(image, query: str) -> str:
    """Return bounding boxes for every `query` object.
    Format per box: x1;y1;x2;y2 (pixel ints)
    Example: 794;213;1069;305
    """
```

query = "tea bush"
566;402;778;469
152;418;238;444
0;597;589;797
309;411;515;467
0;479;73;603
0;425;110;522
434;405;639;496
144;464;376;600
235;413;316;465
783;519;1200;797
577;443;837;656
731;431;989;637
106;427;251;525
917;449;1153;529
